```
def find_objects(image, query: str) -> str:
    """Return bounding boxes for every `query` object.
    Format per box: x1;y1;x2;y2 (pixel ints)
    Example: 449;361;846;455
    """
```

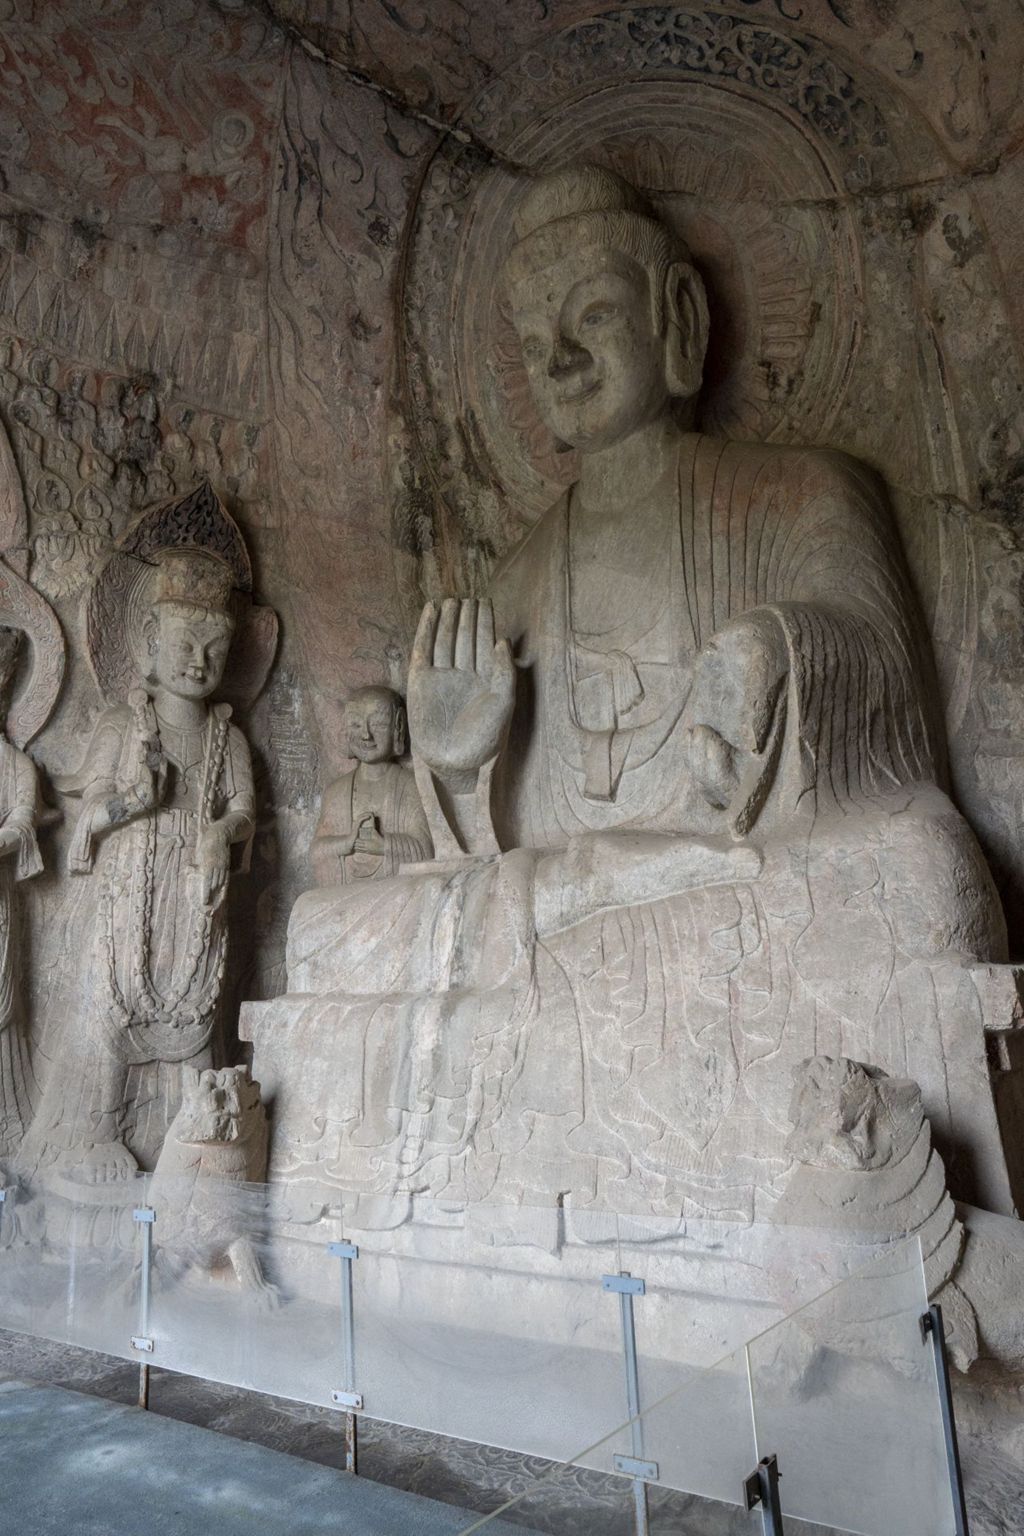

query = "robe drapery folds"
66;700;254;1066
265;439;996;1216
490;435;939;848
316;763;432;883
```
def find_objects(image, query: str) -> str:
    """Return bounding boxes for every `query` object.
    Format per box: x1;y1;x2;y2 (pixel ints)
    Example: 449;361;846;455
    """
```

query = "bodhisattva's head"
345;685;406;764
142;551;235;701
503;165;709;453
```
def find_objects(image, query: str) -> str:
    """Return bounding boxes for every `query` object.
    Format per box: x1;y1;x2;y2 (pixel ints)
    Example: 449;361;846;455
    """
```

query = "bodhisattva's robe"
261;437;1005;1218
25;699;254;1173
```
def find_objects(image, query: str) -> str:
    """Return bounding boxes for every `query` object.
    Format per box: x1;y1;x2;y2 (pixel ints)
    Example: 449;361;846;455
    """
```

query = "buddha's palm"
408;598;515;777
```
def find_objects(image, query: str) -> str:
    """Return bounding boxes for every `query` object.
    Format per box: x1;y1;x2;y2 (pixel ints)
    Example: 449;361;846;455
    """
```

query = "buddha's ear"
393;702;408;759
662;260;709;400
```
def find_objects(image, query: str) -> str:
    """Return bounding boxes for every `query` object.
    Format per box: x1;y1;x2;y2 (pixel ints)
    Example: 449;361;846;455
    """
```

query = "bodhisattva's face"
346;696;397;763
152;607;232;700
510;244;670;453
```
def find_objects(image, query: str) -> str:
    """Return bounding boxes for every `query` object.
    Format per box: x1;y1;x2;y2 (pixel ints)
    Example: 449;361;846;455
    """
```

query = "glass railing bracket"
743;1452;785;1535
327;1237;361;1474
132;1205;156;1410
604;1271;651;1536
601;1273;645;1296
613;1455;659;1482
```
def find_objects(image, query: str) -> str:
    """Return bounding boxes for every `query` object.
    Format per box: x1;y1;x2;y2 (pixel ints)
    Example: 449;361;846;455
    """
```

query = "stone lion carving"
149;1063;278;1306
776;1056;978;1368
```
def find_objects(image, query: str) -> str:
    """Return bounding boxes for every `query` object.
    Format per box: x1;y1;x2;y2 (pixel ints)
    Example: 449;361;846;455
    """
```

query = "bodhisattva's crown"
151;549;235;614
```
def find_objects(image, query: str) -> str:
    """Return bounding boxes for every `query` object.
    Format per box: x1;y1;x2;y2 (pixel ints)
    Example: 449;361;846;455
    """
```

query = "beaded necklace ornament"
100;690;231;1043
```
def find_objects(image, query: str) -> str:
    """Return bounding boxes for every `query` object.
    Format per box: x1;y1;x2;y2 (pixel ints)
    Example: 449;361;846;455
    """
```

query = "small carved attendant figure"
312;686;431;886
0;629;46;1158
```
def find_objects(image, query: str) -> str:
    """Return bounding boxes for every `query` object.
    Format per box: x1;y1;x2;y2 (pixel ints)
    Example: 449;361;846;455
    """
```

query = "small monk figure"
311;685;432;886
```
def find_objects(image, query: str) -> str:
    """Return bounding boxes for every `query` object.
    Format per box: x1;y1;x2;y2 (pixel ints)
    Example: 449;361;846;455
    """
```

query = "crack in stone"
216;2;1009;202
228;0;531;175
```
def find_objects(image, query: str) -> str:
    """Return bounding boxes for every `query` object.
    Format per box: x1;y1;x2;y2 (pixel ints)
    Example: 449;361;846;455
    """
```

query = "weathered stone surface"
19;487;274;1184
0;0;1022;1443
247;165;1021;1259
311;684;431;885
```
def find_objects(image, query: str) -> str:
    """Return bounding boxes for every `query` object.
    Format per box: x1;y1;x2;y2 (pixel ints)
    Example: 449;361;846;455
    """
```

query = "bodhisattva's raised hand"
408;598;514;788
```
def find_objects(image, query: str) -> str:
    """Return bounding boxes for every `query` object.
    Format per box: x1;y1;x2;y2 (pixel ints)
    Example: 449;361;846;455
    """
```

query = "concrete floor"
0;1378;534;1535
0;1330;1018;1536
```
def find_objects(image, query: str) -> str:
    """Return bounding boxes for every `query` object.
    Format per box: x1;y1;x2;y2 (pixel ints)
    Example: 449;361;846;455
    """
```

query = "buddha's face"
150;604;232;700
510;243;670;452
345;692;398;763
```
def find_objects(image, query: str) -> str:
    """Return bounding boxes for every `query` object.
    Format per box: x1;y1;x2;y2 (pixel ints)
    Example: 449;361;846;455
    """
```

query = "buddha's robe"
256;437;1006;1218
490;433;938;846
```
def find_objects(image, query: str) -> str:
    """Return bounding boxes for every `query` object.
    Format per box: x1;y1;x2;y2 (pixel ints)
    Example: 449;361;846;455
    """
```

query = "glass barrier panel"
0;1171;145;1361
456;1342;762;1534
746;1235;954;1536
465;1235;947;1536
143;1174;345;1408
345;1194;629;1461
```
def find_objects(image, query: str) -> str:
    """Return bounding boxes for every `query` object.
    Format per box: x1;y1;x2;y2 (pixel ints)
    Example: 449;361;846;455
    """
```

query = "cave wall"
2;0;1024;1086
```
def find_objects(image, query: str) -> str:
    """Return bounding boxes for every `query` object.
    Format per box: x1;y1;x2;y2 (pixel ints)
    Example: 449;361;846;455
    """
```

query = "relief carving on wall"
0;419;65;1160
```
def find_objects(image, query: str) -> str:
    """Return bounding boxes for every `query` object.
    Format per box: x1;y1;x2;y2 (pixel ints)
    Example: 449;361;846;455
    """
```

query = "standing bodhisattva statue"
24;485;276;1186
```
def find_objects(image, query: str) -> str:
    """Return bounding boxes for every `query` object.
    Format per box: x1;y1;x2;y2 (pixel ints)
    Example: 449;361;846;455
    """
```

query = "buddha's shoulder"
691;433;882;504
490;490;568;591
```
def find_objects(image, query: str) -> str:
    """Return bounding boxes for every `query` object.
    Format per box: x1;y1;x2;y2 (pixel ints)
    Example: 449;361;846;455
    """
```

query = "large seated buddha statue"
244;165;1020;1223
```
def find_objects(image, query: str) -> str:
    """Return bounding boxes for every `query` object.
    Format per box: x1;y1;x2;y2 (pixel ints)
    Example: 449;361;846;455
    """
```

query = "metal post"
328;1240;362;1474
131;1207;155;1411
743;1454;786;1536
922;1306;971;1536
603;1272;656;1536
0;1187;6;1244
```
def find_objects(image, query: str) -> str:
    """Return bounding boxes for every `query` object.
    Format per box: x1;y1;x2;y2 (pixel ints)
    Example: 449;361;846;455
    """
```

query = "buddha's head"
345;685;406;764
503;164;708;453
142;550;235;701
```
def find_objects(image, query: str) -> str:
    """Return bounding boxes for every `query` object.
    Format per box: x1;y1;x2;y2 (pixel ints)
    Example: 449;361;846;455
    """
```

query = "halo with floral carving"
398;6;919;568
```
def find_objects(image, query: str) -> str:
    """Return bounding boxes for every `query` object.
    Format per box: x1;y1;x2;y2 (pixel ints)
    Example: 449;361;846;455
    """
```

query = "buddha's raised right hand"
408;598;515;788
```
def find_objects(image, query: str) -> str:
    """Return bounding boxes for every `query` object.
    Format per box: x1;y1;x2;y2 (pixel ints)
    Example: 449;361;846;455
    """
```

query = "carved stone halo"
85;482;278;709
400;7;904;558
